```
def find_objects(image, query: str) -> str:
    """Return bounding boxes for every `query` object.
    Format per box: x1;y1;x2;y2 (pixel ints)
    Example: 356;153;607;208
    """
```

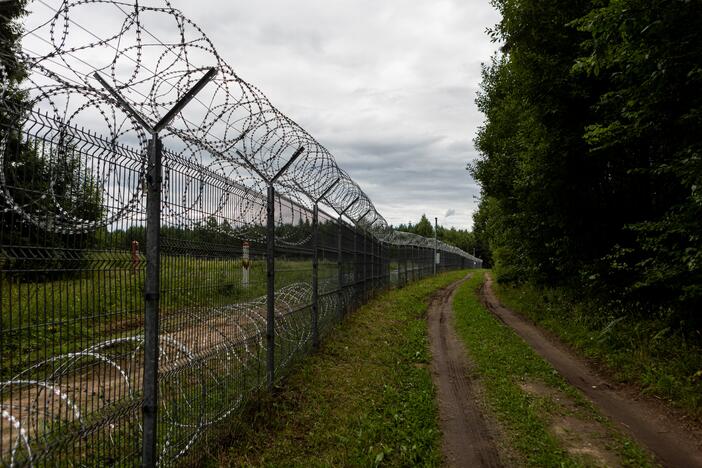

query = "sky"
166;0;501;230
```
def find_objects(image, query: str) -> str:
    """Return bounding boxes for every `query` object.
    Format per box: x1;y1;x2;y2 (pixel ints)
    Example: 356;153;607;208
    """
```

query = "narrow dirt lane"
480;273;702;468
428;277;503;468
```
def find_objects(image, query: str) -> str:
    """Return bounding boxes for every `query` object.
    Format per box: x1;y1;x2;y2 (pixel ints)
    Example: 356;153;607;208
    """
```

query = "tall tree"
472;0;597;284
414;214;434;238
0;1;105;279
471;0;702;322
0;0;29;121
571;0;702;313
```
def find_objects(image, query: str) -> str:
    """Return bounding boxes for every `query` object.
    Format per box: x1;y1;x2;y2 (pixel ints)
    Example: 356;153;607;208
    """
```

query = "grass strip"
203;270;468;467
452;272;652;467
493;279;702;418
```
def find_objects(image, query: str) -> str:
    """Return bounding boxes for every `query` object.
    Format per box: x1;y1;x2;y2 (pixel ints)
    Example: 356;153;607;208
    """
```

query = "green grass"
199;270;468;467
493;279;702;419
452;272;652;467
0;255;320;377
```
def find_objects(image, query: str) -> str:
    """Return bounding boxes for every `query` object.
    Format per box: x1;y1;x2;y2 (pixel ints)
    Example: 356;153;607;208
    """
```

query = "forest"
471;0;702;328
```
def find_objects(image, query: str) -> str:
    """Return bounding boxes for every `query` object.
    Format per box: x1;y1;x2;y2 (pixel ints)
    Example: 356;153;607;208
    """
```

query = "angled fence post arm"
235;150;271;184
357;208;372;224
93;72;154;133
271;146;305;183
153;68;217;133
316;177;341;205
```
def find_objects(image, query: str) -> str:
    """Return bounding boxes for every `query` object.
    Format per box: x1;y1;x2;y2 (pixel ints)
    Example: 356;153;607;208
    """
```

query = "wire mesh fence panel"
272;194;314;383
0;111;146;466
0;111;481;466
153;148;270;463
1;1;483;465
317;208;340;340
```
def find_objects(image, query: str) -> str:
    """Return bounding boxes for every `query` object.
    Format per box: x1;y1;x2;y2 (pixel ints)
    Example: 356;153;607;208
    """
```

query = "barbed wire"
0;0;479;259
0;281;326;466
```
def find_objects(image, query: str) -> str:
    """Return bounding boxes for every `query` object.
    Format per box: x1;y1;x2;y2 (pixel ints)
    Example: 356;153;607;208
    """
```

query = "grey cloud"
329;135;443;158
168;0;500;229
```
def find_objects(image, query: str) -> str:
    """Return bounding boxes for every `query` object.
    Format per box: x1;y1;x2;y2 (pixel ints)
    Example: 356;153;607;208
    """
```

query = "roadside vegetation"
471;0;702;365
494;280;702;418
452;271;652;467
201;271;467;467
470;0;702;427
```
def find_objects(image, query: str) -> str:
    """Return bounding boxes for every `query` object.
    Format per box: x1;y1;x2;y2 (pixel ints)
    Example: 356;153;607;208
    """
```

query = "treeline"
471;0;701;324
394;214;478;255
110;217;324;254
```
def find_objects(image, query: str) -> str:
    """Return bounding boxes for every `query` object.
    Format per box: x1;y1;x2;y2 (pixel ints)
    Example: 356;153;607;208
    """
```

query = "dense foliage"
471;0;702;324
0;0;28;122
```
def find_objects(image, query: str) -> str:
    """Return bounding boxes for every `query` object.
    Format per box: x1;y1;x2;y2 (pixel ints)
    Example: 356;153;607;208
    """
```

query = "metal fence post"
384;242;388;288
379;241;383;288
403;246;408;287
266;184;276;390
381;241;384;287
362;230;367;301
235;146;304;391
434;217;438;276
411;245;416;282
308;177;339;348
330;197;358;318
379;241;382;287
369;233;373;296
353;226;357;303
370;234;374;297
142;135;161;467
311;203;319;350
337;216;343;319
371;237;380;295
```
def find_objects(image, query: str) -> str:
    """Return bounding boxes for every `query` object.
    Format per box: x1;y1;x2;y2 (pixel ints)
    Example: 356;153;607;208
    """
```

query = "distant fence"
0;1;481;465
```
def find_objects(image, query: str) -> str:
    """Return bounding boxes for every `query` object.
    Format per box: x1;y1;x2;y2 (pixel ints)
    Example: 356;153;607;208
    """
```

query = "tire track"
428;277;502;468
480;273;702;468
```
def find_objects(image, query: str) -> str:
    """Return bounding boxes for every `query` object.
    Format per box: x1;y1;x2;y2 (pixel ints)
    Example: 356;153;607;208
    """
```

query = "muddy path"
428;277;503;468
479;273;702;468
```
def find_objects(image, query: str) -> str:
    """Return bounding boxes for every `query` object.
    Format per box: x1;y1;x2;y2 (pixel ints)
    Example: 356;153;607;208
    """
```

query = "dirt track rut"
480;273;702;468
428;277;502;468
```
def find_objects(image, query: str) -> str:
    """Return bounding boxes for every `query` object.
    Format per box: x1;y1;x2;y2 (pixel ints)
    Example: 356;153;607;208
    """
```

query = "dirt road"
480;273;702;468
428;277;503;468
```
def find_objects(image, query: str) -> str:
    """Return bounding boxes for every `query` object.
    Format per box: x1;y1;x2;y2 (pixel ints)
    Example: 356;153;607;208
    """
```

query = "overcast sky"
165;0;500;230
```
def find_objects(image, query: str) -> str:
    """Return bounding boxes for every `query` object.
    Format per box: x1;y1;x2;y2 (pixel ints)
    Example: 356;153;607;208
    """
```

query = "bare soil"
480;273;702;468
519;379;623;467
427;277;503;468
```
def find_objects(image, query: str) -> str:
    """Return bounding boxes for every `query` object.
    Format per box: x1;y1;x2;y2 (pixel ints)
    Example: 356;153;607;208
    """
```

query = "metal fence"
0;1;481;465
